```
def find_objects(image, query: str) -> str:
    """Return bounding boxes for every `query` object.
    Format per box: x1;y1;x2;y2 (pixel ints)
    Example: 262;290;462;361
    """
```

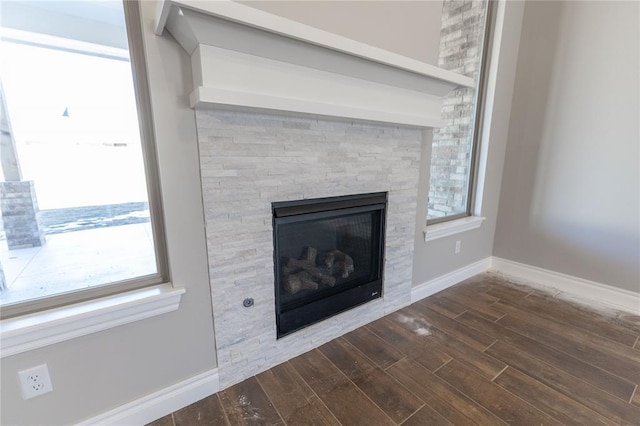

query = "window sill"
0;284;185;358
423;216;486;242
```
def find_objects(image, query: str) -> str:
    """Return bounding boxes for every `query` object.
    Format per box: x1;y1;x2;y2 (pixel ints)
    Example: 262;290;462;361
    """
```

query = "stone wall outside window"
428;0;487;219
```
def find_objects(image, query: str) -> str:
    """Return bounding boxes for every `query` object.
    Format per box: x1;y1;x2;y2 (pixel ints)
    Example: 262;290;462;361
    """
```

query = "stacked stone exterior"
0;254;5;290
196;109;422;388
429;0;487;218
0;181;45;249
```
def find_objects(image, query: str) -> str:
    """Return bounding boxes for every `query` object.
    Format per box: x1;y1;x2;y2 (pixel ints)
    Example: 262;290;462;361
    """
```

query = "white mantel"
155;0;473;128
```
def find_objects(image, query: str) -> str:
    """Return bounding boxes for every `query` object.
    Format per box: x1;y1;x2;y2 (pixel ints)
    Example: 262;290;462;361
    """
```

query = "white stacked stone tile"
429;0;487;218
196;109;422;388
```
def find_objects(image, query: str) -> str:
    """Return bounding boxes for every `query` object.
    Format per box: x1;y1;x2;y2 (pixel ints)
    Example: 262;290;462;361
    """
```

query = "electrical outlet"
455;240;461;254
18;364;53;400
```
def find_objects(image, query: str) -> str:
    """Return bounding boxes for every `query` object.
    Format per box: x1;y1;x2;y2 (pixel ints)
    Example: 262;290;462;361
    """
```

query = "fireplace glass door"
273;193;386;337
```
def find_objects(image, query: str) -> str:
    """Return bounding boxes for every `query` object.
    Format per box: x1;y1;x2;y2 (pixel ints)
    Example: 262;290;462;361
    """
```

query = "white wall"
0;2;217;424
241;1;442;64
494;1;640;293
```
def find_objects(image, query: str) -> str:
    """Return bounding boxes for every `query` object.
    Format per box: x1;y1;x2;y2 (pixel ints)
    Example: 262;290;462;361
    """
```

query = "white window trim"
0;284;184;358
424;215;485;242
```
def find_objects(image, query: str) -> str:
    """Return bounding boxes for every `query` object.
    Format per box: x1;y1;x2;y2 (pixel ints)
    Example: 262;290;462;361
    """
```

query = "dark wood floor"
149;274;640;425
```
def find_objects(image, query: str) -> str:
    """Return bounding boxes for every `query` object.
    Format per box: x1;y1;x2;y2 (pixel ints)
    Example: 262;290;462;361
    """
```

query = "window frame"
427;0;497;226
0;0;168;319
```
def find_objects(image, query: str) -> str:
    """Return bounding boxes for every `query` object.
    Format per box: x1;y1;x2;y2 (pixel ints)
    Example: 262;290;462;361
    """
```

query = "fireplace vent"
273;192;386;337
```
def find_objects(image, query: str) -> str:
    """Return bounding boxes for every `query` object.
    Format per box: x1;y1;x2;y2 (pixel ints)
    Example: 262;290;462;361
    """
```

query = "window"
0;1;166;318
428;0;493;223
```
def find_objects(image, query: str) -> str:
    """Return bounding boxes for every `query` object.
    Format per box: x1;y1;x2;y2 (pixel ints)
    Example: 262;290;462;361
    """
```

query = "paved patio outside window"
0;222;156;307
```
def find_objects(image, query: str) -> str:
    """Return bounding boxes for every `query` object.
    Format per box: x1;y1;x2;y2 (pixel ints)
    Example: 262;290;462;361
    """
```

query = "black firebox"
272;192;387;338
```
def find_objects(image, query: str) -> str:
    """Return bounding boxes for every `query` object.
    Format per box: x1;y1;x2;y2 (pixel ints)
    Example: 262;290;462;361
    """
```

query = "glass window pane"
0;1;159;309
428;0;489;220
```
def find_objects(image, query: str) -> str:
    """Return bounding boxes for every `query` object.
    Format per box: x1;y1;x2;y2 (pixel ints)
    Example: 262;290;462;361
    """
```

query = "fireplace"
273;192;387;337
196;109;421;388
159;0;469;388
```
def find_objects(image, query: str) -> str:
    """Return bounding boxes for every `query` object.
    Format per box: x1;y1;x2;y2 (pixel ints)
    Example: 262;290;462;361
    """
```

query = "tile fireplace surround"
198;109;421;388
156;0;471;389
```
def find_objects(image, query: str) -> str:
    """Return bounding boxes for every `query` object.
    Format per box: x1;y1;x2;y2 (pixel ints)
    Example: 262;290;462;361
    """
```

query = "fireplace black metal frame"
272;192;387;338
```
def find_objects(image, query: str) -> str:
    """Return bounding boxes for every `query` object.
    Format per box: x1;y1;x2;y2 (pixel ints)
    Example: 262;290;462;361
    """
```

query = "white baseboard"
491;257;640;315
411;257;492;303
77;369;219;426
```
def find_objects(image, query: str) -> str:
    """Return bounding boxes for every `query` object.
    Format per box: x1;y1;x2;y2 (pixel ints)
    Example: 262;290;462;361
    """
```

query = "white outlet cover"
18;364;53;400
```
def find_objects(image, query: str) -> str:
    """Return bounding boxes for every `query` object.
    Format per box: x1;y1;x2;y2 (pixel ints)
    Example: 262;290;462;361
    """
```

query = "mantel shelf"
155;0;474;128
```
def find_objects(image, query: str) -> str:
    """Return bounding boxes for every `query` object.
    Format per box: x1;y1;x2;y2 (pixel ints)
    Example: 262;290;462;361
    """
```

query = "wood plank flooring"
149;274;640;425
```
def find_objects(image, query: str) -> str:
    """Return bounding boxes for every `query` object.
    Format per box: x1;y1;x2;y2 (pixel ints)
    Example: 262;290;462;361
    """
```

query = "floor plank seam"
506;365;624;425
494;312;508;322
481;308;640;387
340;335;398;374
217;392;234;426
253;373;287;425
488;368;580;424
431;368;511;425
497;332;637;404
488;298;501;308
495;295;640;348
315;348;397;425
286;360;343;426
453;309;468;319
482;340;498;353
431;358;451;374
383;356;408;372
398;402;426;425
450;299;640;406
337;336;436;423
630;384;638;404
490;365;509;382
218;393;232;426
